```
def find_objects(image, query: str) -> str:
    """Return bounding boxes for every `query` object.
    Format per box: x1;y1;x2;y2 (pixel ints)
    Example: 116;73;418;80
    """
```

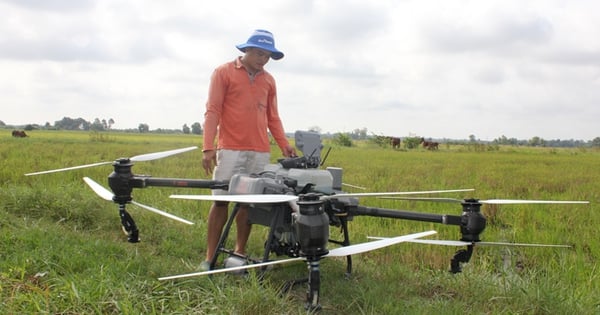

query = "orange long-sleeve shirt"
203;57;289;153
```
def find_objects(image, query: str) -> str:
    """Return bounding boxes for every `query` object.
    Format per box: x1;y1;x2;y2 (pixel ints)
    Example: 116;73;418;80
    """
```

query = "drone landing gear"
328;215;353;276
212;202;290;275
450;244;474;273
211;203;241;270
305;258;323;311
118;204;139;243
279;258;324;311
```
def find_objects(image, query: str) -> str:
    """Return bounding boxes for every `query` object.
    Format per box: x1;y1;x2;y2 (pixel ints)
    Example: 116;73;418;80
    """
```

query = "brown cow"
420;137;439;150
390;137;401;149
12;130;28;137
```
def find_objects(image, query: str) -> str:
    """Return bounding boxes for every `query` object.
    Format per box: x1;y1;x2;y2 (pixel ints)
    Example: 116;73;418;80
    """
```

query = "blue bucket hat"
236;29;284;60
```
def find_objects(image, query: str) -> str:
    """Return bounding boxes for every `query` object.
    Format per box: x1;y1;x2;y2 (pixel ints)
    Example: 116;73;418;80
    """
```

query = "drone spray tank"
294;193;329;257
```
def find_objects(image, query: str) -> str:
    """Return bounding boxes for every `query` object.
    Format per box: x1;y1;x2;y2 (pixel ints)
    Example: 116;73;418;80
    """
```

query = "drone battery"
228;174;287;195
263;164;334;193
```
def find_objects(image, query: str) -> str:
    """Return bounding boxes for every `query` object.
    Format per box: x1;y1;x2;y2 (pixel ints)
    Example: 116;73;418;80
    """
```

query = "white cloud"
1;0;599;140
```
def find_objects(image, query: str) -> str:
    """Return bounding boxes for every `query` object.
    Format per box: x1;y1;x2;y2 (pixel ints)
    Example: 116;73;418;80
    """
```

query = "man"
200;30;296;270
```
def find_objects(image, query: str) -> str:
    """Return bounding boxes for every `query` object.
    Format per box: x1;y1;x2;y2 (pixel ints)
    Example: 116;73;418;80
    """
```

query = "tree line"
0;117;203;135
2;119;599;147
310;127;600;148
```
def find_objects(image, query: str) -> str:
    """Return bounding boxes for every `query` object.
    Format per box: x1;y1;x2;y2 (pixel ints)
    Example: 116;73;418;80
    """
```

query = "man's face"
244;47;271;73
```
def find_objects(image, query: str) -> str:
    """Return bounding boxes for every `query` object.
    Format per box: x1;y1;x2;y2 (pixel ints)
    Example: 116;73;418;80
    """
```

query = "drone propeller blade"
158;257;304;280
342;183;367;190
83;177;194;225
25;146;197;176
170;194;299;204
327;230;437;257
170;189;479;204
323;189;475;199
474;241;571;248
380;197;462;203
131;201;194;225
83;176;114;201
130;146;198;162
25;161;113;176
368;237;571;248
382;197;589;205
159;230;437;281
400;239;469;246
480;199;589;205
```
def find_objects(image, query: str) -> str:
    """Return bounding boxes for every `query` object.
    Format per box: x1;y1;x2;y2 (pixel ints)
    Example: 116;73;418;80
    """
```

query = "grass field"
1;130;598;314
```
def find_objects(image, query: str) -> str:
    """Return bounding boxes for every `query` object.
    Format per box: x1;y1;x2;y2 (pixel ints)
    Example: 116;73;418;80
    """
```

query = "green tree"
54;117;90;130
182;124;190;134
529;136;543;147
91;118;105;131
351;128;368;139
138;123;149;133
191;122;203;135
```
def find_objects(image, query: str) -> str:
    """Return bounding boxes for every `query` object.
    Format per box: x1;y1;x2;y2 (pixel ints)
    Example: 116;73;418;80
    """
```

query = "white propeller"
326;230;437;256
368;237;571;248
380;197;589;205
158;230;437;281
158;257;305;280
125;146;198;162
83;177;194;225
476;199;588;205
169;188;477;204
170;194;299;204
25;146;198;176
323;188;476;199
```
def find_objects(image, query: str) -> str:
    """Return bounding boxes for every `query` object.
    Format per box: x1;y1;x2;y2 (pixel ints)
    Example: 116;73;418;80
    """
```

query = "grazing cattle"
420;137;439;150
390;137;401;149
12;130;28;138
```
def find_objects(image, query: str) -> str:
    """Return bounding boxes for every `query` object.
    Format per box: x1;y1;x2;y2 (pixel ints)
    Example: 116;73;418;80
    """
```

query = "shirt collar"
234;56;264;76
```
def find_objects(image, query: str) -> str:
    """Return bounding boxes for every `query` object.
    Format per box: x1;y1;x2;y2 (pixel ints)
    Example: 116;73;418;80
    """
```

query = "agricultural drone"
26;131;589;310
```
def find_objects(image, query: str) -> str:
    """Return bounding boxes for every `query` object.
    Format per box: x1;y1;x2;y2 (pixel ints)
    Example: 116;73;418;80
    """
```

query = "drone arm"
137;176;229;190
350;206;462;225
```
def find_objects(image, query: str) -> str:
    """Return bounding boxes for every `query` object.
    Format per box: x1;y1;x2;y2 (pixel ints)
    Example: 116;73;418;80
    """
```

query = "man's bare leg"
205;201;229;262
234;205;252;255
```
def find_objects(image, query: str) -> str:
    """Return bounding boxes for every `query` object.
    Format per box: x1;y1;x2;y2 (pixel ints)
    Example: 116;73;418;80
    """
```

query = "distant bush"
332;133;353;147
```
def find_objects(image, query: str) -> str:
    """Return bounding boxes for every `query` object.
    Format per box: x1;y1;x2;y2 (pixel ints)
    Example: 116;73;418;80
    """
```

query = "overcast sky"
1;0;599;140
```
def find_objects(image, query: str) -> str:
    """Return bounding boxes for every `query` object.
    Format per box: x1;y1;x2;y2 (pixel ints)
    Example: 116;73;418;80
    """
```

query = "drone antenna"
320;147;332;166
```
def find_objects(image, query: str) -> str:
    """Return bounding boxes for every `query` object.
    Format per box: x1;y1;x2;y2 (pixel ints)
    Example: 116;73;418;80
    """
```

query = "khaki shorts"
212;149;270;195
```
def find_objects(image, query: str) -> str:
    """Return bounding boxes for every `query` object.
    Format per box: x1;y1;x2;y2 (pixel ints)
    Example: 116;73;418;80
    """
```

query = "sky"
1;0;599;141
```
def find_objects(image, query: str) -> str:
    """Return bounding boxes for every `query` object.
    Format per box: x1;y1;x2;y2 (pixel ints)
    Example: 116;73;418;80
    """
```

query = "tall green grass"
1;130;598;314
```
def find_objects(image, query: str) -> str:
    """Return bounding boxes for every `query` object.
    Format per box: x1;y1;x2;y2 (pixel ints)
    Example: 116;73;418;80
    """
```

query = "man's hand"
282;144;297;157
202;150;217;176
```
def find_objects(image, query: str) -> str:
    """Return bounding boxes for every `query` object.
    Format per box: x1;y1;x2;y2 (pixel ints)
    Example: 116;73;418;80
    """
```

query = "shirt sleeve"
266;81;290;150
203;67;227;151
